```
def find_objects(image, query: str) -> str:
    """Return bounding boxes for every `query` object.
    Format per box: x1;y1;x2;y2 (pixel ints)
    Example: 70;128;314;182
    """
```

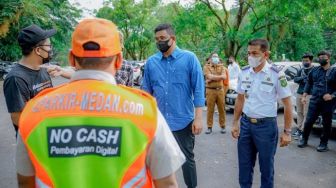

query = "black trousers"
303;97;335;144
172;121;197;188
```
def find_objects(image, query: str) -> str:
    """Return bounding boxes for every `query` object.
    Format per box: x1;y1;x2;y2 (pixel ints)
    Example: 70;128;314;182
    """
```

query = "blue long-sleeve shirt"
142;47;205;131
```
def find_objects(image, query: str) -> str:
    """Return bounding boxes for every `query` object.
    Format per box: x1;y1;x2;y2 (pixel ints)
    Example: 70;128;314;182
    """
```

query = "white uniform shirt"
228;62;241;80
236;63;291;118
16;70;185;180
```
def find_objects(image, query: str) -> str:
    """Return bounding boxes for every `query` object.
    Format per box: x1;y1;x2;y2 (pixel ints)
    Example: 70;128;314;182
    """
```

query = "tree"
0;0;81;63
97;0;159;60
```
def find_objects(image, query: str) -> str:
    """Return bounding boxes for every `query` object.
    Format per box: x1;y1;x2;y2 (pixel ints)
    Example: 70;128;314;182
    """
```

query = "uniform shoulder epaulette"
241;65;250;70
270;64;285;73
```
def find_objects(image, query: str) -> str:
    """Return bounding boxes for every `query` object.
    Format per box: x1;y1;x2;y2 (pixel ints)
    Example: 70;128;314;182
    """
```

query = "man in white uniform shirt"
227;56;241;80
231;39;292;188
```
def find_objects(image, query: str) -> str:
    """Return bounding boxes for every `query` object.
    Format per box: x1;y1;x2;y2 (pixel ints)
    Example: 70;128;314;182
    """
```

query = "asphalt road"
0;78;336;188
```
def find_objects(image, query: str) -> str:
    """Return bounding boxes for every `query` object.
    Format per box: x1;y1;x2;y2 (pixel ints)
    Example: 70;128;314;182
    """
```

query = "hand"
46;65;63;77
231;121;240;139
192;117;203;135
323;94;333;101
301;96;307;104
280;133;291;147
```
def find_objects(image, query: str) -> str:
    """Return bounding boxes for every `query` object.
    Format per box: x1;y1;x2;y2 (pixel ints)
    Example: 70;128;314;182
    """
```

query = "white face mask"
248;56;262;68
212;57;220;64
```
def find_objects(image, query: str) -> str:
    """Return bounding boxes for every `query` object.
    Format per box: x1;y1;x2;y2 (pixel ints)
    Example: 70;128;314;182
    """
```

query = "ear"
114;53;123;70
264;50;270;59
34;47;41;56
68;50;76;67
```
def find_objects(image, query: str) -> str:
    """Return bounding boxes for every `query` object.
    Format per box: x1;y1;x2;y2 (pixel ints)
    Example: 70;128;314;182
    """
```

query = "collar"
158;46;181;59
70;70;116;85
249;62;270;74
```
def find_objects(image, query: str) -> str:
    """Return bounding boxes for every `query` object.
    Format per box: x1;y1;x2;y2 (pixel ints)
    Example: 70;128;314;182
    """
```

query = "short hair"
317;50;331;58
302;53;313;61
154;23;175;35
21;39;47;56
248;39;269;52
208;52;217;59
74;42;114;69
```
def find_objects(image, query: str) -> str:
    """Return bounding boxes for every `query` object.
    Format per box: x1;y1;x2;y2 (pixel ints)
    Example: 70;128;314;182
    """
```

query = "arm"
153;174;178;188
293;69;305;84
191;55;205;135
282;96;293;131
207;73;226;81
303;70;313;95
46;66;75;79
280;96;292;147
141;62;153;94
16;134;35;188
231;94;245;139
17;174;35;188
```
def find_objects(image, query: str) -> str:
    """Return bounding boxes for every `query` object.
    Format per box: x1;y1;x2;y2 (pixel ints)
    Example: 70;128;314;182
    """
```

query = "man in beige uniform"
204;53;227;134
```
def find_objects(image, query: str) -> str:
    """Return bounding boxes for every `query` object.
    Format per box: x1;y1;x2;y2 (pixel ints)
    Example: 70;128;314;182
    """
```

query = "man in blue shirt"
142;23;205;188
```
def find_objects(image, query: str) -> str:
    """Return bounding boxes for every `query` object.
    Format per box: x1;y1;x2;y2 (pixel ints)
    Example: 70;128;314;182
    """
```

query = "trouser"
302;97;335;144
238;115;278;188
296;94;311;131
206;89;225;128
172;121;197;188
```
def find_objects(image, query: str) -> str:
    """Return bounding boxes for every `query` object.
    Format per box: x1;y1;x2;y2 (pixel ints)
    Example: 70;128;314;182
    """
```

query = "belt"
206;87;223;90
242;113;276;124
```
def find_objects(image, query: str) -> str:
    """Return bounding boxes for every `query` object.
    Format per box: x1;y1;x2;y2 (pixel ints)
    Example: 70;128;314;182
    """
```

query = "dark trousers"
238;116;278;188
302;97;335;144
172;121;197;188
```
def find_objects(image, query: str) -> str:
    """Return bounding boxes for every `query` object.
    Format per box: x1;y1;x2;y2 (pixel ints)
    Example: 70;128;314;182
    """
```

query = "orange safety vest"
19;80;158;188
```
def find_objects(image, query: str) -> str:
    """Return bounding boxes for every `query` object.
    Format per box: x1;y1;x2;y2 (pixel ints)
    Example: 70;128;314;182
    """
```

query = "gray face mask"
156;39;171;53
212;57;220;64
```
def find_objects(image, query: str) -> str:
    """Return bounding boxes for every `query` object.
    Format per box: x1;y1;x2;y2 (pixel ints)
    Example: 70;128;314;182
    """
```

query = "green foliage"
0;0;81;64
1;0;336;64
97;0;159;60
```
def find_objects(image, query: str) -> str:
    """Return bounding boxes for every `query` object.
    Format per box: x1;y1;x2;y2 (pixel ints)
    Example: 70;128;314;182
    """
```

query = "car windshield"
284;65;301;81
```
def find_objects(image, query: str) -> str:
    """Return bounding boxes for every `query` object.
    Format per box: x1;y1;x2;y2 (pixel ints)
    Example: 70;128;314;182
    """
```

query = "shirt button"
166;92;168;94
165;103;168;105
166;81;168;84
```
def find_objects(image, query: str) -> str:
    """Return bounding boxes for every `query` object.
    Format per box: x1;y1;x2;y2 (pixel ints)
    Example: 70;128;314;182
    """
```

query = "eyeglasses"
37;44;52;48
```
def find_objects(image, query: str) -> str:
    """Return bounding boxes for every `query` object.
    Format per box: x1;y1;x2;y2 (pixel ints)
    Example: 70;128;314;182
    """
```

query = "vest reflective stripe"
36;177;50;188
123;167;146;188
20;80;157;188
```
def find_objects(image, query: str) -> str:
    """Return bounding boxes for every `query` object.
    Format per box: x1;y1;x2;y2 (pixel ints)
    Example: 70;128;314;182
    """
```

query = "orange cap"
71;18;121;58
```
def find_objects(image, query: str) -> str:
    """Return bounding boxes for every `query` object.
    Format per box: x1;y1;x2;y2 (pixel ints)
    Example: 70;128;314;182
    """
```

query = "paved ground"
1;78;336;188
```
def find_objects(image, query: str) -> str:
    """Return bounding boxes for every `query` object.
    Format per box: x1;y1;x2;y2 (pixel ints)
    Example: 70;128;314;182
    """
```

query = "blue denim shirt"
142;47;205;131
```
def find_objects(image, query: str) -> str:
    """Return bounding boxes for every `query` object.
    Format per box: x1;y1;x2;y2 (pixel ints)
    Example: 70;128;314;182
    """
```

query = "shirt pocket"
260;82;275;93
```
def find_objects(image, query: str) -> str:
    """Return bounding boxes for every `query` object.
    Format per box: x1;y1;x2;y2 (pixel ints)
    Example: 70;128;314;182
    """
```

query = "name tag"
261;81;274;86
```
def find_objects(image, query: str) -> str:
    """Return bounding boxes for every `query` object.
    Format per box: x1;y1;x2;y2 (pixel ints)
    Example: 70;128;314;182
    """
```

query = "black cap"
17;24;56;48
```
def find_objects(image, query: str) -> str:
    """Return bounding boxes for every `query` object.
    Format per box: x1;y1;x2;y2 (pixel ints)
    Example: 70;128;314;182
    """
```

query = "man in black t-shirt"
3;24;56;135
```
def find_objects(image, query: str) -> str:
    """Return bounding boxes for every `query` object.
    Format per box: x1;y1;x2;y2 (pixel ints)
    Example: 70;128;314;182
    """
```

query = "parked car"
0;61;17;80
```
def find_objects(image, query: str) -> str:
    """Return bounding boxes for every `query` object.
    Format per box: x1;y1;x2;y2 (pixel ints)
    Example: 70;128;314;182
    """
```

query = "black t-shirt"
3;64;53;116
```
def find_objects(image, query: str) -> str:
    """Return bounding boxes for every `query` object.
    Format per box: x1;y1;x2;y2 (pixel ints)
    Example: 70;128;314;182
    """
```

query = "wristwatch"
284;129;292;135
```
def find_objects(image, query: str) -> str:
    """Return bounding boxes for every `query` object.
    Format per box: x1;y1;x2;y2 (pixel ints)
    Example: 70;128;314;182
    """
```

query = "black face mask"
319;59;328;66
38;48;53;64
156;39;171;53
